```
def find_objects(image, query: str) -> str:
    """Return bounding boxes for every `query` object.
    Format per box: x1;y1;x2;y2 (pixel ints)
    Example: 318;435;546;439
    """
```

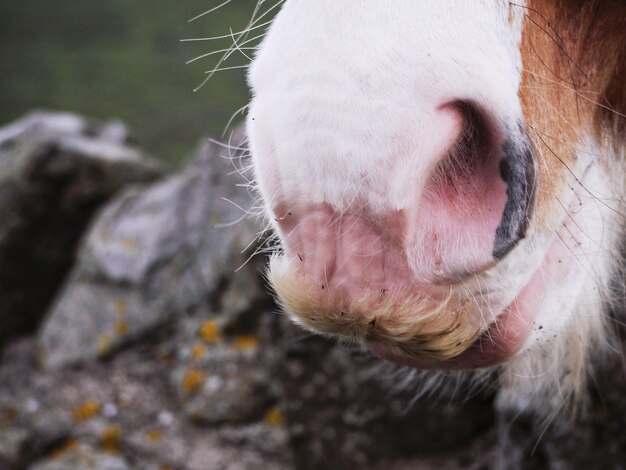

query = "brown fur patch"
518;0;625;225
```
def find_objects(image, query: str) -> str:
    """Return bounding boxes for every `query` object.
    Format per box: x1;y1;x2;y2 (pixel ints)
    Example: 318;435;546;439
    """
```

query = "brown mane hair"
518;0;625;220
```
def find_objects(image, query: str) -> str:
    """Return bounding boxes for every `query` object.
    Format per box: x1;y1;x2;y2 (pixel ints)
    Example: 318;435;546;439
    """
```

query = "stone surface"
0;334;292;470
0;111;162;348
172;314;274;424
10;314;626;470
493;346;626;470
38;134;267;368
29;443;130;470
273;322;498;470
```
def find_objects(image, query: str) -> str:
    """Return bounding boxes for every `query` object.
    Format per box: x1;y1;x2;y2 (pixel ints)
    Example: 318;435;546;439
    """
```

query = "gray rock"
273;321;498;470
0;111;162;348
29;443;130;470
171;314;273;424
217;422;290;458
493;349;626;470
39;133;267;368
0;333;292;470
0;426;30;466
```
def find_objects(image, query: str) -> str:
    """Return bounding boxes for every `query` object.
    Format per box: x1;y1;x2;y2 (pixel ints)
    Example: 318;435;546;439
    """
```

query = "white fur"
248;0;524;213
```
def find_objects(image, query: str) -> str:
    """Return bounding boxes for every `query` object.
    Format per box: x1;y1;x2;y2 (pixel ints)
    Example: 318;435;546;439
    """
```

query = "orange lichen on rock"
199;320;222;343
232;335;259;351
265;407;284;427
157;349;175;364
146;428;164;443
51;437;78;460
115;298;128;314
73;400;102;422
100;425;122;453
190;342;207;360
115;319;130;335
122;237;137;250
97;333;115;355
181;368;206;394
0;406;17;426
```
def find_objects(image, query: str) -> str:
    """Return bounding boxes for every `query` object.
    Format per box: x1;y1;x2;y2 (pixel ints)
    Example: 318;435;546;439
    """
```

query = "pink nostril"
427;102;498;208
406;102;535;282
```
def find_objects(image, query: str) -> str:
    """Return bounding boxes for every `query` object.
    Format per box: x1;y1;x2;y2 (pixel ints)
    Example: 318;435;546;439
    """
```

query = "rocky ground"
0;112;624;470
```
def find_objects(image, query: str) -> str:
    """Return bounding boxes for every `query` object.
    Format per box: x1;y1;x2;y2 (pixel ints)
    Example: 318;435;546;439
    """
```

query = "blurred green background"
0;0;265;165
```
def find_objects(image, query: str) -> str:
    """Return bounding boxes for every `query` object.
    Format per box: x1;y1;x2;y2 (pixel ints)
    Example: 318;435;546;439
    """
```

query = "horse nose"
264;99;536;284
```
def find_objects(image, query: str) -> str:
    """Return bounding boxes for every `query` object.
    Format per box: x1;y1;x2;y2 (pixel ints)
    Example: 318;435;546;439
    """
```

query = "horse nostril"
438;102;537;260
408;102;537;280
454;101;493;158
429;101;495;197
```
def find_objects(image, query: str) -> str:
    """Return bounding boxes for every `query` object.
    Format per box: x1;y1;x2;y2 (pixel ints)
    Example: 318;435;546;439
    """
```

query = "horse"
242;0;625;414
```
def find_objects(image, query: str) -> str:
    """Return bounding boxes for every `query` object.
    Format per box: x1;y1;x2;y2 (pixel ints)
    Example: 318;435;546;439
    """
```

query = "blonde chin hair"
268;255;482;362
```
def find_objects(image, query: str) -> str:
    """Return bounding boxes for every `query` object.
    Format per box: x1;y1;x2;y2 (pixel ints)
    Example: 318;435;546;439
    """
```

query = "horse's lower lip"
369;263;544;370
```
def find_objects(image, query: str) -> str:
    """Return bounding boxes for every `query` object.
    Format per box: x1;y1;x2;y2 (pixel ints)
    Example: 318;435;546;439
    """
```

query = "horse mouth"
269;243;546;370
